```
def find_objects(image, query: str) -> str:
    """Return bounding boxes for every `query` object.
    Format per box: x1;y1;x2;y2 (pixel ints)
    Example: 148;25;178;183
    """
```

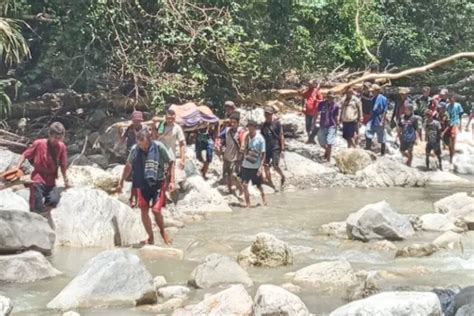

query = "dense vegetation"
0;0;473;116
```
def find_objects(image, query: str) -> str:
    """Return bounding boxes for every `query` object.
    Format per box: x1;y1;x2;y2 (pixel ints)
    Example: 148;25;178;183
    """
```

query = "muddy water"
3;184;474;315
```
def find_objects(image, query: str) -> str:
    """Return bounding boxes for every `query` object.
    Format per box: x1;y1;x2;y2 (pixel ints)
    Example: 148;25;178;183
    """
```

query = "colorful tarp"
169;102;219;128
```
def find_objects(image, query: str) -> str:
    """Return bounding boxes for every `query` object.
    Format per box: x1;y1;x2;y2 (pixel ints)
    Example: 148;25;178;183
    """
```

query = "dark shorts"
29;183;60;213
264;148;281;167
240;167;263;187
426;142;441;155
223;159;239;176
342;122;358;140
196;141;214;163
400;141;415;152
136;181;165;212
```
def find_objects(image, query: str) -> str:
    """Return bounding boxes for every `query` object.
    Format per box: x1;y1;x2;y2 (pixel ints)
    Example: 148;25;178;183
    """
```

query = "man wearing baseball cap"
365;84;388;155
261;106;286;190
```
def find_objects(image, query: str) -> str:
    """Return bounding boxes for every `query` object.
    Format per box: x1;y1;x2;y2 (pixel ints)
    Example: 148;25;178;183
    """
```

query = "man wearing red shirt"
15;122;70;215
300;80;323;144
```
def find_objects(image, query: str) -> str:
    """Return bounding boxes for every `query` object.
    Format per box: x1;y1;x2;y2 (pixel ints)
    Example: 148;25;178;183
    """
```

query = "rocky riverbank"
0;109;473;315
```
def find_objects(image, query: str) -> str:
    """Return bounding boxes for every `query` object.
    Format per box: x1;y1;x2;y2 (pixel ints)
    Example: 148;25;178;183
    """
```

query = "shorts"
318;126;337;147
136;181;165;212
264;148;281;167
196;141;214;163
362;113;371;125
400;141;415;152
426;142;441;155
342;122;358;140
223;159;239;177
29;183;60;213
365;122;386;144
240;167;263;188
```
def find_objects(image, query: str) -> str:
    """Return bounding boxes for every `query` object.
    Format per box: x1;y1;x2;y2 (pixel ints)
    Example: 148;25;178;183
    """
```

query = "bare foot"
161;231;173;246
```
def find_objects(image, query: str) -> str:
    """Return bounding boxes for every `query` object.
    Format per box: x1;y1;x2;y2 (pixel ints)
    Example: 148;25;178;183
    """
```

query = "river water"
3;184;474;315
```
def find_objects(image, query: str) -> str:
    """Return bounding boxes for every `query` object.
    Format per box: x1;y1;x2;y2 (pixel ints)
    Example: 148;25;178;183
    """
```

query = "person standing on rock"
261;106;286;190
120;110;145;154
222;112;244;194
443;94;464;164
300;80;323;144
240;120;267;208
152;109;186;189
424;109;443;170
117;129;174;245
315;91;339;162
14;122;70;220
195;122;218;180
391;87;410;129
365;84;388;155
397;104;419;167
339;87;362;148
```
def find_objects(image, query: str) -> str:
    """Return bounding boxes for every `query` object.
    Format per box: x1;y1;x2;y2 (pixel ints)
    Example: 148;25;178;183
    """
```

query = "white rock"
346;201;415;241
292;260;357;293
0;251;61;283
167;175;232;216
329;291;443;316
427;171;470;184
47;249;156;310
153;276;168;290
62;312;80;316
284;151;333;179
237;233;293;267
433;231;463;250
320;221;347;239
62;165;119;193
253;284;309;316
138;245;184;260
52;188;146;248
420;213;461;232
174;284;253;316
281;283;302;293
158;286;191;301
188;253;253;289
335;148;373;175
368;240;398;252
356;158;427;187
434;192;474;214
0;295;13;316
0;189;29;212
454;155;474;175
395;243;438;258
0;210;55;255
138;297;186;313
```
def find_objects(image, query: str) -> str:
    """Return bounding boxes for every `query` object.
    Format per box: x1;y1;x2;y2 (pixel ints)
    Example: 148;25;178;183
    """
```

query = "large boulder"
280;112;305;138
434;193;474;215
0;210;55;255
0;148;31;173
253;284;309;316
173;284;253;316
52;188;146;248
237;233;293;267
0;189;29;212
330;291;443;316
433;231;462;250
420;213;462;232
448;286;474;316
454;155;474;175
0;250;61;283
346;201;415;241
63;165;119;193
335;148;373;175
0;295;12;316
157;286;191;301
356;158;427;187
167;175;232;216
284;151;334;182
188;254;253;289
320;221;347;239
47;249;156;310
427;171;470;185
291;260;357;293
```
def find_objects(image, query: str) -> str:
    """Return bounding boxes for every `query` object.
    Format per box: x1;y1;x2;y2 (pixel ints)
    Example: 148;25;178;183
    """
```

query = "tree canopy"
0;0;473;115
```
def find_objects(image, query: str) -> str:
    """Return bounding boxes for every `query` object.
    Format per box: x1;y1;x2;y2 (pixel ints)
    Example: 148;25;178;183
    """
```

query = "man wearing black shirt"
261;107;286;190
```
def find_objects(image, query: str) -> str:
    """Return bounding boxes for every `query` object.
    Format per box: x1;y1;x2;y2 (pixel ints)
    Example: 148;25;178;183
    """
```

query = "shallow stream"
3;184;474;315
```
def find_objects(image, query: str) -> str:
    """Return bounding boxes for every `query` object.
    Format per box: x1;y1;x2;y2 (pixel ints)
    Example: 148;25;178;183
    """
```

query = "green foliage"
1;0;473;113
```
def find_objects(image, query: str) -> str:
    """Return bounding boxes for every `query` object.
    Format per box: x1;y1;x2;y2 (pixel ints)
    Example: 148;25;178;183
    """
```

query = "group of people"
301;81;469;170
9;83;470;247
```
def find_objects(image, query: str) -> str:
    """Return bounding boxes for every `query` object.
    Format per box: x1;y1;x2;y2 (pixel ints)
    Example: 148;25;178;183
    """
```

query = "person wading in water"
117;130;174;245
261;106;286;190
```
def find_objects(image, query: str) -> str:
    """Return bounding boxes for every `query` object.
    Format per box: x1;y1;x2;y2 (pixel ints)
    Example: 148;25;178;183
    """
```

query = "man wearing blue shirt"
365;84;388;155
443;94;464;164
